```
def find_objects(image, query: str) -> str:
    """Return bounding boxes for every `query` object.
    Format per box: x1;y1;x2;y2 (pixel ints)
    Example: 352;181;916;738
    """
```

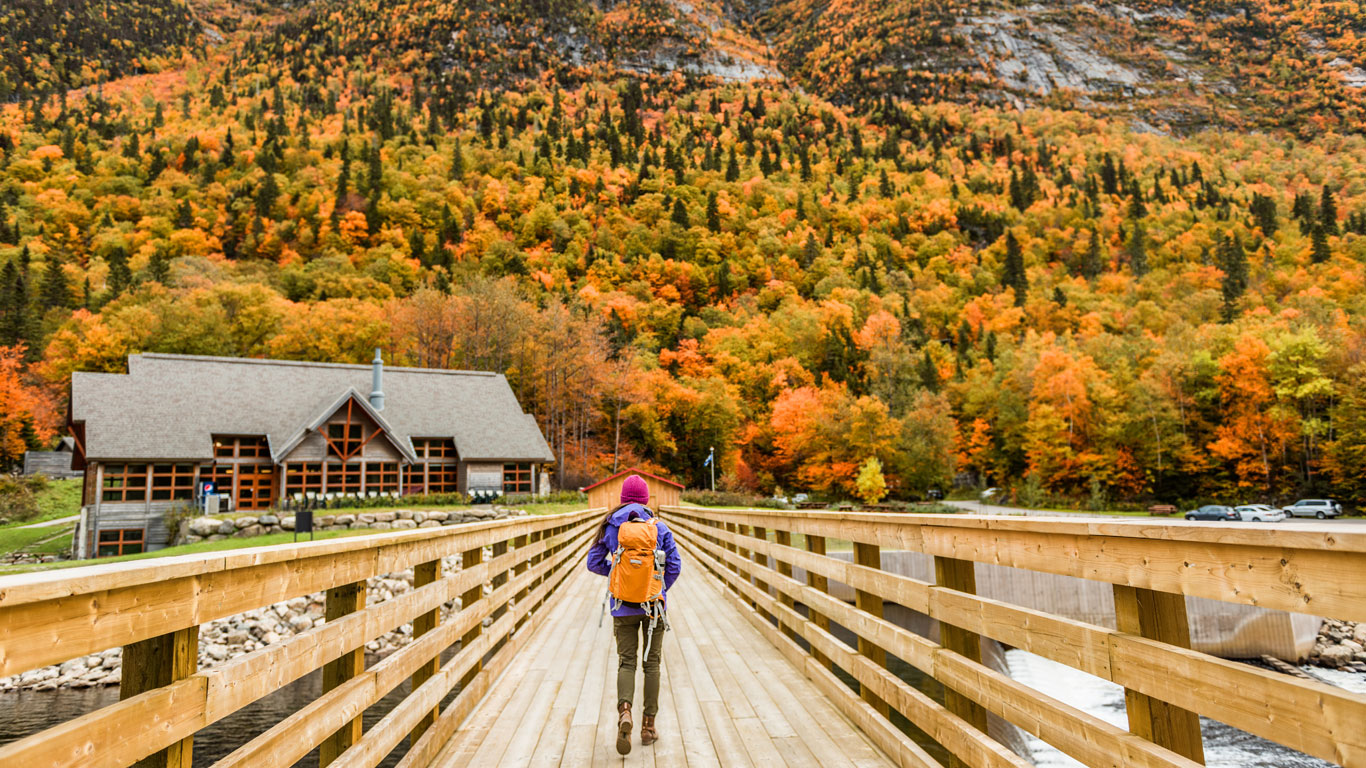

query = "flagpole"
709;446;715;491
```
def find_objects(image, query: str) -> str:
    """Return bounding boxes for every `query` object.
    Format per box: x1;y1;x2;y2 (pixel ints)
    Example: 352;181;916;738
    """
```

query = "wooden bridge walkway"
1;505;1365;768
428;560;892;767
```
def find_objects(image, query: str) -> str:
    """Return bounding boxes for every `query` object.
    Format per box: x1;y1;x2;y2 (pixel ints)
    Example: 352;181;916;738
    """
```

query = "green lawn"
0;478;84;560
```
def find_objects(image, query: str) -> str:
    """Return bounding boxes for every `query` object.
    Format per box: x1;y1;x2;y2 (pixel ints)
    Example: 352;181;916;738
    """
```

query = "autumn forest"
2;0;1366;508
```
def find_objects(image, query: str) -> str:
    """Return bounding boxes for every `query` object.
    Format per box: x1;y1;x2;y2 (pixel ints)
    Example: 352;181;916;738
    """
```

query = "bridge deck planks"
427;553;896;767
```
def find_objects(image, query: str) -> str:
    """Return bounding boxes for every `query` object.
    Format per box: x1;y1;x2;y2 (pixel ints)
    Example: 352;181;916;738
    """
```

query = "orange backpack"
608;516;666;607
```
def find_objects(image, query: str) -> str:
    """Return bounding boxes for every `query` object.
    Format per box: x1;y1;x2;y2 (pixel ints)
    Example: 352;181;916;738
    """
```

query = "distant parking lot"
945;499;1366;525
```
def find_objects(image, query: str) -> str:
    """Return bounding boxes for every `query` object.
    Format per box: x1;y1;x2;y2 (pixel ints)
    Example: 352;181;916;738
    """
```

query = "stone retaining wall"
176;506;529;545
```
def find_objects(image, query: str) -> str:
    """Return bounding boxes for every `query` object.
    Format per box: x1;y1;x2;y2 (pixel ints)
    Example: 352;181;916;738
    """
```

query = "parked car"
1234;504;1286;522
1185;505;1239;521
1283;499;1343;519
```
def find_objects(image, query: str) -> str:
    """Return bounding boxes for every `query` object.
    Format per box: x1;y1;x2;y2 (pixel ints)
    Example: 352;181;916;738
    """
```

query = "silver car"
1283;499;1343;519
1235;504;1286;522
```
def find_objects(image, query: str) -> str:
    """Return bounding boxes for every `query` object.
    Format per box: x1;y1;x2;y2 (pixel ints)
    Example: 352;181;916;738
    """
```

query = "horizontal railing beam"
662;506;1366;622
0;510;600;768
664;508;1366;768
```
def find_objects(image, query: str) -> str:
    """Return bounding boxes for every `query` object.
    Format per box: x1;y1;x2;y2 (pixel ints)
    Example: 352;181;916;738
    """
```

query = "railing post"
1113;585;1206;763
750;525;773;621
512;533;531;628
805;533;834;671
320;580;367;767
122;625;199;768
773;530;800;642
852;541;890;718
934;555;989;766
490;539;510;622
408;558;442;746
459;544;484;689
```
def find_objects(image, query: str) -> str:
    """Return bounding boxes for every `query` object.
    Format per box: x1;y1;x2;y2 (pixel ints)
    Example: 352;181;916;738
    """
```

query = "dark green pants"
614;614;664;717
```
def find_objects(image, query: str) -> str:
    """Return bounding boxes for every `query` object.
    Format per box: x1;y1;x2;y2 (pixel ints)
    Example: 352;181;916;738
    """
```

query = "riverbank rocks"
0;554;469;692
1310;619;1366;671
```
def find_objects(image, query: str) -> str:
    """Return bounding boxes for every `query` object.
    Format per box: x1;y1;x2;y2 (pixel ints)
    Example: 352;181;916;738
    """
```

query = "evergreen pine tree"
1082;229;1104;280
1320;184;1339;235
716;261;732;298
725;146;739;182
1312;223;1331;264
148;247;171;285
1002;232;1028;306
879;168;893;197
671;198;689;227
409;229;427;266
802;232;820;268
919;351;940;393
106;246;131;295
1127;221;1148;277
175;199;193;229
40;255;68;309
706;192;720;232
450;139;464;179
256;173;280;218
1220;234;1248;321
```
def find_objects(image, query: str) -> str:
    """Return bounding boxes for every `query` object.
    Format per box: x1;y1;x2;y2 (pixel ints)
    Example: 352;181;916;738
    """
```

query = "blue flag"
703;452;713;467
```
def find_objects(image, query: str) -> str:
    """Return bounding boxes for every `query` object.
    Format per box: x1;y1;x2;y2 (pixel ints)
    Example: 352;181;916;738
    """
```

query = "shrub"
682;489;788;508
0;475;40;523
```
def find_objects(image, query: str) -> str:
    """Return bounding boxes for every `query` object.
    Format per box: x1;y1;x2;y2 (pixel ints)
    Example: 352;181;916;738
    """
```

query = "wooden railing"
662;506;1366;768
0;507;602;768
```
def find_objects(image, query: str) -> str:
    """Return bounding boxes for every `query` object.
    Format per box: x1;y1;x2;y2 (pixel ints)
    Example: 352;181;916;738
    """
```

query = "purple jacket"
586;504;682;617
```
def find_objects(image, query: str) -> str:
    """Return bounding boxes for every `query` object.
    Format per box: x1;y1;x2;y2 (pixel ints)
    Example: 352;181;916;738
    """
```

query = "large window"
214;436;269;459
102;464;149;502
365;462;399;493
424;463;460;494
97;528;144;557
503;463;532;494
414;438;457;460
326;462;362;493
285;463;324;496
327;423;363;459
151;463;197;501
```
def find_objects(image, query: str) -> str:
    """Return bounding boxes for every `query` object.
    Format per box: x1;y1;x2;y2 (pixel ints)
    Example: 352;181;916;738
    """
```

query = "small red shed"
582;468;683;511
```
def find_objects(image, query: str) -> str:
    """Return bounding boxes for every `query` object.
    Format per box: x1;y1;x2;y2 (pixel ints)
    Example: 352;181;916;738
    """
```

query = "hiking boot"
640;714;658;746
616;701;633;755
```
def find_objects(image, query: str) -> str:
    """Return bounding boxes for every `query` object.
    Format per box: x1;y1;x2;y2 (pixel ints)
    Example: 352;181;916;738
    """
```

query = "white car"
1234;504;1286;522
1283;499;1343;519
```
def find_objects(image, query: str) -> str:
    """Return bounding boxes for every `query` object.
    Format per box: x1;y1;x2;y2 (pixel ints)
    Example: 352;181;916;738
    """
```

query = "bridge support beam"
1112;585;1206;764
122;624;198;768
852;542;890;718
750;525;774;623
320;580;367;767
408;558;442;747
934;555;990;768
773;530;801;643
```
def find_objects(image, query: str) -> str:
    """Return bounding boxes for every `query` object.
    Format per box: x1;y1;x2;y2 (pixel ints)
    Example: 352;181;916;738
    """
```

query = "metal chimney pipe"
370;349;385;411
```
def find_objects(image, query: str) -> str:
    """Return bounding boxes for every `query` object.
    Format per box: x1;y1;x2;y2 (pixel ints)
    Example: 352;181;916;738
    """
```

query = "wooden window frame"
150;463;197;502
96;528;144;558
101;463;150;503
502;463;532;494
325;462;363;494
364;462;400;493
285;463;325;495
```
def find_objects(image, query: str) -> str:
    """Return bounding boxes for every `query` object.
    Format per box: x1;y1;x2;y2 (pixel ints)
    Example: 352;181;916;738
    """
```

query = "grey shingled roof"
70;354;555;463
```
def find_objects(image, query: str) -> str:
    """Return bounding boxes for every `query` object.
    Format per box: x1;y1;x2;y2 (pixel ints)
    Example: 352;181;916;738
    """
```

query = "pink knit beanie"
620;474;650;506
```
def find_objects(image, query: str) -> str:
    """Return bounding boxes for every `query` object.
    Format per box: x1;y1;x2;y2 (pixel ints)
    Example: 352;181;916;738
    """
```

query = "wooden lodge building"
67;352;554;557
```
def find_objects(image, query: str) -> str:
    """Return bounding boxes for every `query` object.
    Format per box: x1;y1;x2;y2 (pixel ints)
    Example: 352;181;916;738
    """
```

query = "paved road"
945;499;1366;526
16;514;78;529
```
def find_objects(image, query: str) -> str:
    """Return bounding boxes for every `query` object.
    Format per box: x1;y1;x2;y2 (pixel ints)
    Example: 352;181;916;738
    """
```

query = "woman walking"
586;474;683;755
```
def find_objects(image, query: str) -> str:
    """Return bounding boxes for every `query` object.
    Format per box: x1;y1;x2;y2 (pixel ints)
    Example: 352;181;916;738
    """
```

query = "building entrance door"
236;465;277;510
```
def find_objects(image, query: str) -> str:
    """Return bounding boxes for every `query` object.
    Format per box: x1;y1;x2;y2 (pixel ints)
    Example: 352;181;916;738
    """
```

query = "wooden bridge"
1;506;1364;768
